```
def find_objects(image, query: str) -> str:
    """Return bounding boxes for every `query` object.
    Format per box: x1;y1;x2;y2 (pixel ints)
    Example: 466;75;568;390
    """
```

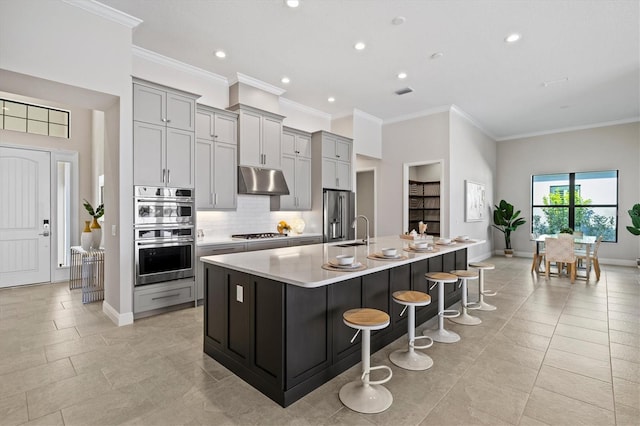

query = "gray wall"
496;121;640;265
356;170;375;238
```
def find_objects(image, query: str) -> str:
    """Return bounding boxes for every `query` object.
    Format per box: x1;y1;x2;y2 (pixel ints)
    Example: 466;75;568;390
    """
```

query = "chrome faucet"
352;215;370;246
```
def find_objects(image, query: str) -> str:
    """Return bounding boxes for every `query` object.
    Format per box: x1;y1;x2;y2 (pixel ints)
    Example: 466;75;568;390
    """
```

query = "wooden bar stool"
389;290;434;371
468;262;497;311
448;270;481;325
422;272;461;343
339;308;393;414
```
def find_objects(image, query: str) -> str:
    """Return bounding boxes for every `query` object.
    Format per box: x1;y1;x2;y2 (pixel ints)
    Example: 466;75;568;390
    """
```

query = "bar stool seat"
339;308;393;414
389;290;434;371
422;272;461;343
468;262;497;311
448;270;481;326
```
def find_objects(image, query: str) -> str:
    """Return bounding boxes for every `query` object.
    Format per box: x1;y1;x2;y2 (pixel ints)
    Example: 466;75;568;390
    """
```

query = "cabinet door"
196;139;214;209
196;110;214;140
335;161;351;190
322;136;336;159
296;134;312;158
213;142;237;209
214;114;237;145
322;158;337;190
166;92;195;131
133;121;165;187
280;155;296;210
166;128;195;188
133;84;166;127
282;131;296;156
238;110;262;167
296;157;312;210
335;139;351;161
262;116;282;169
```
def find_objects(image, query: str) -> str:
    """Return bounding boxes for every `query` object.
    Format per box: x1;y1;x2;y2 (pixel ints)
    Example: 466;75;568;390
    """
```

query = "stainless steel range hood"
237;166;290;196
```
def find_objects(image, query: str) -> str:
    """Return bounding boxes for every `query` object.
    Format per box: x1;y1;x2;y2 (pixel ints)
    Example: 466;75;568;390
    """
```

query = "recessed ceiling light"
285;0;299;7
397;72;407;79
327;97;335;103
281;76;290;84
354;42;366;51
430;52;443;60
391;16;406;25
505;33;521;43
214;50;226;59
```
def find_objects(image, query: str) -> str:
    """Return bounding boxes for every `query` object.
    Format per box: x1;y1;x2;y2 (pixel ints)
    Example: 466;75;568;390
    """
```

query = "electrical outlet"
111;225;117;236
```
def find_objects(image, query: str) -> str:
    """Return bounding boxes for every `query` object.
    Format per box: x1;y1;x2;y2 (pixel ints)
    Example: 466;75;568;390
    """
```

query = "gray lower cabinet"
133;279;195;316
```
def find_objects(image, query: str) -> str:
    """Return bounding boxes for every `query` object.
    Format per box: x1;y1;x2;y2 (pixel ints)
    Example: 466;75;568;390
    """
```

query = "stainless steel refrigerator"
323;189;355;243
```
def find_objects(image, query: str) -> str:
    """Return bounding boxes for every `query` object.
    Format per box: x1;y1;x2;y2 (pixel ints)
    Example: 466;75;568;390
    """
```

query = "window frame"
531;170;619;242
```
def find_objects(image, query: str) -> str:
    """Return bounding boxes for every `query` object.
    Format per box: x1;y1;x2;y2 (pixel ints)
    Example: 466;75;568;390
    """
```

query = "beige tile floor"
0;257;638;425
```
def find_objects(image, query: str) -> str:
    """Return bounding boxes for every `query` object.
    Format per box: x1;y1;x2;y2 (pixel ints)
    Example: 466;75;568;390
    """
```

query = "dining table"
531;234;597;274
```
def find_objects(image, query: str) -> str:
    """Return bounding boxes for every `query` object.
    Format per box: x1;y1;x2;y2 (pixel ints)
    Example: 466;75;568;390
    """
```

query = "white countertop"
201;235;484;288
196;233;322;247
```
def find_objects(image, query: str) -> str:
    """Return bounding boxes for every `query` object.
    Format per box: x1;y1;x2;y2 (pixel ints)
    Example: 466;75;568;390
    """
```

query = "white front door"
0;147;51;287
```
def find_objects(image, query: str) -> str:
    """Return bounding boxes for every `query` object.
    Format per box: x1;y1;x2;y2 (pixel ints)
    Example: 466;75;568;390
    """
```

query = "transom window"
531;170;618;242
0;98;69;138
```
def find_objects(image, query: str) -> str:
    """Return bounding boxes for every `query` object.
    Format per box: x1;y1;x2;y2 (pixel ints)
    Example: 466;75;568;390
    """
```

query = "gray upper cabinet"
313;131;353;191
133;80;198;188
276;127;312;210
228;104;285;170
195;105;238;210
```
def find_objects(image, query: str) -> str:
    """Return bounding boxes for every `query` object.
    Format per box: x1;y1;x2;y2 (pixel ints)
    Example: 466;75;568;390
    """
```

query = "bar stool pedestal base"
477;301;497;311
339;382;393;414
423;327;460;343
449;311;482;325
389;349;434;371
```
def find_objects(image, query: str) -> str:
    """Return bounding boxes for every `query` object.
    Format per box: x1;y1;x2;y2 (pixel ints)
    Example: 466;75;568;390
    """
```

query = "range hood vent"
238;166;290;196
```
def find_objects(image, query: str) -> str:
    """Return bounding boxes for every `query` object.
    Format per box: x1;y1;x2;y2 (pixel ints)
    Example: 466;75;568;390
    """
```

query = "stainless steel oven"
134;186;194;225
133;186;196;286
134;224;195;286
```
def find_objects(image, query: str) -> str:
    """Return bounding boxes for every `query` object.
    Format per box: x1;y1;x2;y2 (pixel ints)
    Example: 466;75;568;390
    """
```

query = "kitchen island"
201;235;482;407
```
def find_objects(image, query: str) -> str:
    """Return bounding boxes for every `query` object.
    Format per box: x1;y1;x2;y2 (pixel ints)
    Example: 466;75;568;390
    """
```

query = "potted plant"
83;199;104;249
626;203;640;268
492;199;526;257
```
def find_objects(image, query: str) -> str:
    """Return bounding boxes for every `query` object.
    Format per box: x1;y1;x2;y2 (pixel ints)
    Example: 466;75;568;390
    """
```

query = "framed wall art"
465;180;485;222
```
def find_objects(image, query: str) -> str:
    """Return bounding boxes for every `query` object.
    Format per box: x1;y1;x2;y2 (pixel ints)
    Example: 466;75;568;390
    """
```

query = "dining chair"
545;235;577;283
575;235;603;281
531;234;545;273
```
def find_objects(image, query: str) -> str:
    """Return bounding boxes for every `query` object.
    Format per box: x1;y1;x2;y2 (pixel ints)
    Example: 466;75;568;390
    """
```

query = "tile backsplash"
196;195;305;239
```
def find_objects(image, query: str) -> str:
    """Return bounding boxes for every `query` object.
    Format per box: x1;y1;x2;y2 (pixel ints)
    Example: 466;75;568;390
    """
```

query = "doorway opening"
403;160;444;236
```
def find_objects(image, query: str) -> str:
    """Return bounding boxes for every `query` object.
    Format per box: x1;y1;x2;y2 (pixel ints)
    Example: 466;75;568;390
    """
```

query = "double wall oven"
134;186;195;286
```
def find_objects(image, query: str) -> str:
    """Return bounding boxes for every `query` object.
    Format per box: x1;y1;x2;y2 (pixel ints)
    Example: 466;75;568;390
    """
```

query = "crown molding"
132;46;228;85
496;116;640;141
63;0;142;28
279;97;331;120
229;73;286;96
383;105;451;125
354;108;383;125
450;104;496;140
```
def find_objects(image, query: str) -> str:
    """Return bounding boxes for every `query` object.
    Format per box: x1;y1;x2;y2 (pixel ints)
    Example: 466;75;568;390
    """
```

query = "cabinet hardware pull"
152;293;180;300
210;193;213;205
214;193;218;204
166;119;171;123
167;169;171;184
336;154;340;158
161;118;168;123
162;168;166;183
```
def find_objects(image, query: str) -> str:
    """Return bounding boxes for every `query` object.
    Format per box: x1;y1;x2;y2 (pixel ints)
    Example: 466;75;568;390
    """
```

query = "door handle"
39;231;50;237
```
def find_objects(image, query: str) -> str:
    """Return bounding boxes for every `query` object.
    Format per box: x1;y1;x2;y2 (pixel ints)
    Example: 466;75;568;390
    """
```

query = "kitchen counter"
201;235;483;287
202;235;481;407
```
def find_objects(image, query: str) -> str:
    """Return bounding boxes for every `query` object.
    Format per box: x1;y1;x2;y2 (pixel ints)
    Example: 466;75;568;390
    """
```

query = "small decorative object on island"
626;203;640;268
81;221;92;251
418;220;427;235
277;220;291;235
492;199;526;257
289;217;305;234
83;199;104;249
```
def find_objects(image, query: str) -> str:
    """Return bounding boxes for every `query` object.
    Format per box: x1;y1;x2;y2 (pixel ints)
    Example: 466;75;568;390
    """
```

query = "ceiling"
99;0;639;140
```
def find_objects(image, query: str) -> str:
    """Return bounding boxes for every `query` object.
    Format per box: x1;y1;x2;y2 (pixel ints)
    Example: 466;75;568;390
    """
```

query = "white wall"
353;109;382;160
280;99;331;132
378;112;450;237
449;108;497;261
0;0;135;324
497;121;640;265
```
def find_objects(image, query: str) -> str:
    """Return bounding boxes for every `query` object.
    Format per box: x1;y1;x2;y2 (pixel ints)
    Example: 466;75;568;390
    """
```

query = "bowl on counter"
381;248;397;257
438;237;452;244
412;241;429;249
335;254;355;265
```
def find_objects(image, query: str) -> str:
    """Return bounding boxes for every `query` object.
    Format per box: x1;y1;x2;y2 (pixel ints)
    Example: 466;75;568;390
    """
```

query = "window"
532;170;618;242
0;98;69;138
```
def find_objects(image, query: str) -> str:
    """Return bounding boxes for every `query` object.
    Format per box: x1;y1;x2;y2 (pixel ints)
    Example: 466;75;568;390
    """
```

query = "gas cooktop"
231;232;287;240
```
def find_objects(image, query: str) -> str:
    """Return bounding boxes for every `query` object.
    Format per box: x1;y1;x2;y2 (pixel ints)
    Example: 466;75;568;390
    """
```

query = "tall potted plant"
626;203;640;268
492;199;526;257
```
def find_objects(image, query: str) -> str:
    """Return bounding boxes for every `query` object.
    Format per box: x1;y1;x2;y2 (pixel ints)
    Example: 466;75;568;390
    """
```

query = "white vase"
81;221;92;251
91;227;102;249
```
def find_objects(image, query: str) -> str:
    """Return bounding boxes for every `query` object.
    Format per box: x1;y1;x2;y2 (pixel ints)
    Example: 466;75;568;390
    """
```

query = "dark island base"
204;250;466;407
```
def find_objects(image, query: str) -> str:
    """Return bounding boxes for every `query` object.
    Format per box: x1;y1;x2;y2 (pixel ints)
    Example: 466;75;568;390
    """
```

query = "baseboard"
102;301;134;326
